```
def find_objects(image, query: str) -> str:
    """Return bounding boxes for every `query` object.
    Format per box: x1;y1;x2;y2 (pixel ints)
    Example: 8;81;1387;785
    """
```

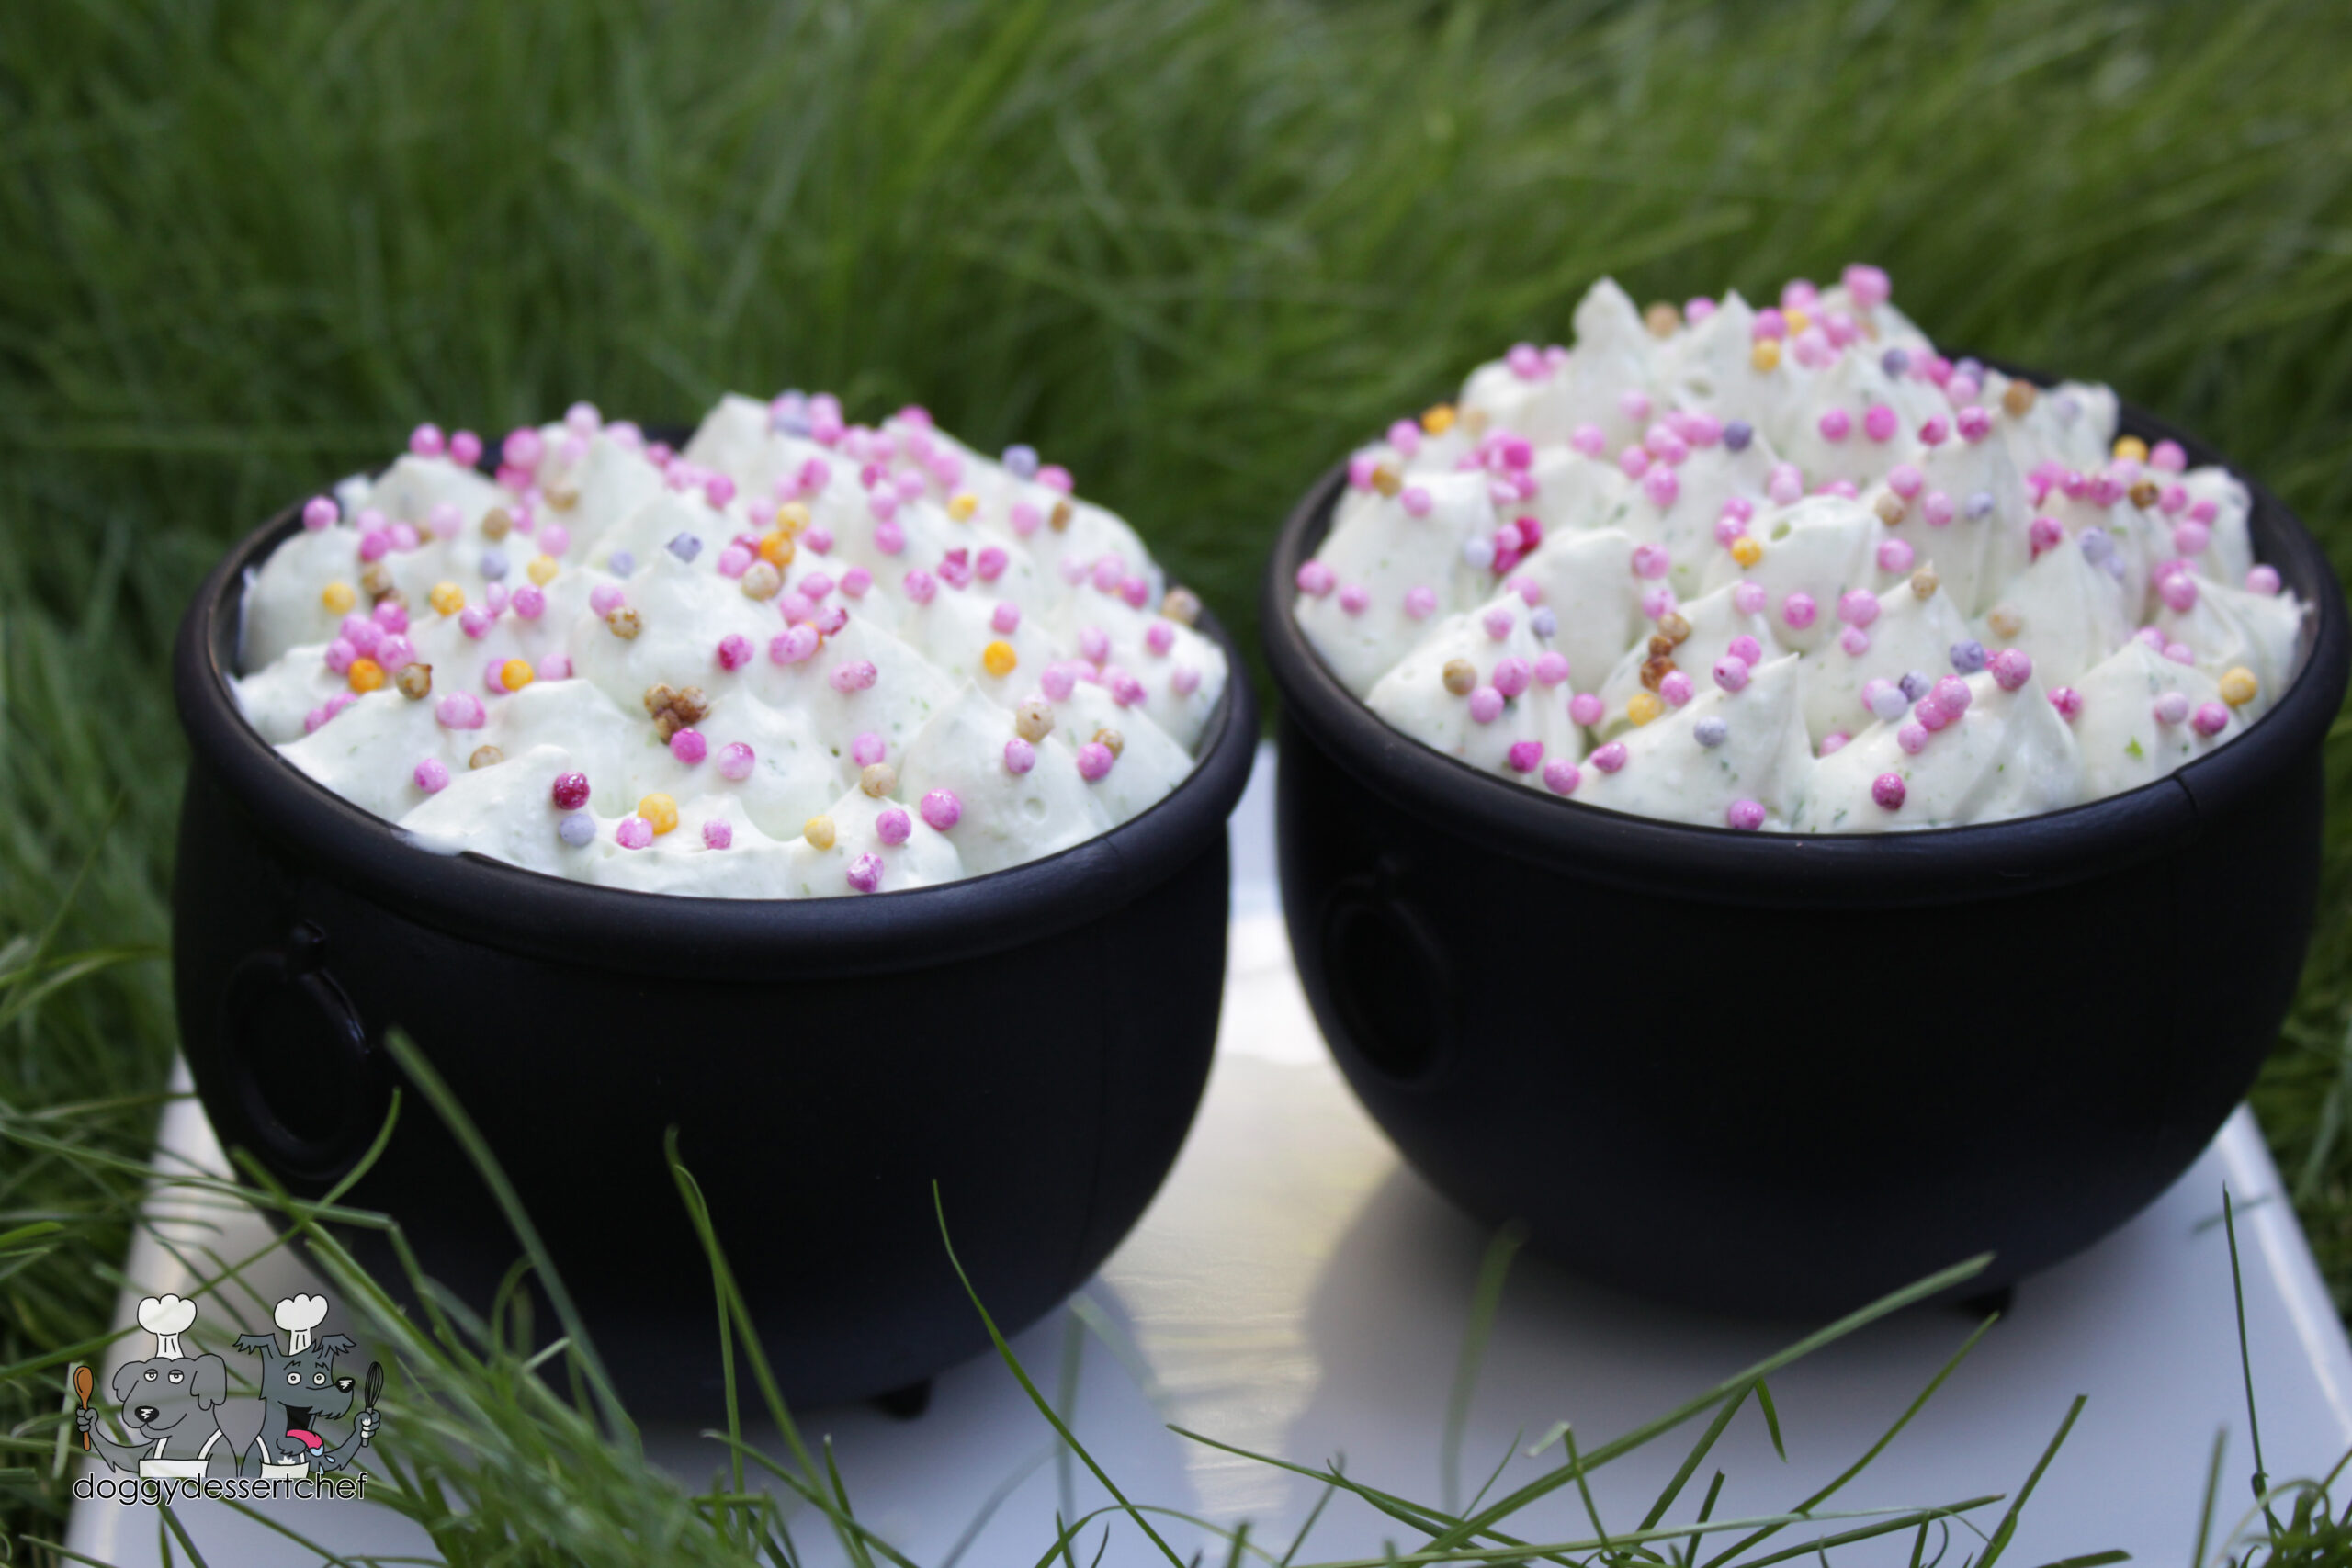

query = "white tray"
69;748;2352;1565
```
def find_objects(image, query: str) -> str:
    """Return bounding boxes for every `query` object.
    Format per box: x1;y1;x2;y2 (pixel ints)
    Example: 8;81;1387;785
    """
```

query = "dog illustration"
232;1294;379;1477
76;1296;237;1480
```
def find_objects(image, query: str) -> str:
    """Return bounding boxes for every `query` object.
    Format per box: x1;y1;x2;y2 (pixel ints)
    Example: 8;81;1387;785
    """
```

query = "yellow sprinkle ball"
429;581;465;616
346;658;385;694
775;502;812;534
2112;435;2150;463
1782;308;1810;336
321;581;357;614
1420;404;1457;435
981;639;1018;677
1627;692;1664;727
1749;339;1782;373
527;555;560;586
804;814;837;851
638;793;680;836
947;492;978;522
2219;667;2259;707
500;658;537;693
1730;535;1764;567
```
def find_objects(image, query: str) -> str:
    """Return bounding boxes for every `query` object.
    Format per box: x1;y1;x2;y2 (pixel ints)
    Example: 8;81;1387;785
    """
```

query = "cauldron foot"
1957;1285;2014;1321
871;1379;933;1420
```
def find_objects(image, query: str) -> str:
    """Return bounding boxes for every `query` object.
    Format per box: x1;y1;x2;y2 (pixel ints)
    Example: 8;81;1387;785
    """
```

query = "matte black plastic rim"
176;489;1258;979
1261;375;2349;909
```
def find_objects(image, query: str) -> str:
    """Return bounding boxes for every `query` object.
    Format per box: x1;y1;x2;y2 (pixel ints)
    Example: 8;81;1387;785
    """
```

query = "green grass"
4;0;2352;1555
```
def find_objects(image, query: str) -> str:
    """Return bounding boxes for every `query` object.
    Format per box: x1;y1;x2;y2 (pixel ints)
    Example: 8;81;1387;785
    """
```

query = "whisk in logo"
71;1292;386;1504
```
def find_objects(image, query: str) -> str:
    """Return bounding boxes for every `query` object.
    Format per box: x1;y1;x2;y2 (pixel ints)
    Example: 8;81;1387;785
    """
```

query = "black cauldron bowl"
1263;381;2348;1319
174;480;1256;1418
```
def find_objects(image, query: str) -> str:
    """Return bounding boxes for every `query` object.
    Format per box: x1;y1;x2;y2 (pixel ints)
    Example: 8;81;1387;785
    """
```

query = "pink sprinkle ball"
995;736;1035;776
1863;404;1899;442
1618;446;1652;479
1482;608;1515;642
414;758;450;794
1502;740;1543;773
1659;671;1695;707
2174;520;2212;556
460;606;494;640
1725;799;1767;831
1990;649;2034;691
1713;516;1747;547
2154;692;2192;726
538;654;571;682
1339;583;1370;615
1752;308;1789;343
771;626;820;664
616;817;654;851
1041;665;1078;702
1642;467;1681;507
447;429;483;468
1713;657;1751;693
513;585;547;620
831;660;878;694
715;632;753;671
1632;543;1670;580
874;807;913;846
840;565;872;598
1569;691;1605;727
1685;297;1717;323
1887;464;1924;501
919;789;963;831
1399;485;1434;518
1877;539;1916;574
2248;565;2282;595
1956;406;1993;444
324;638;356;674
1542;758;1582;795
1767;468;1804;507
1467;686;1505;723
903;568;938;605
590;584;626;616
1871;773;1907;811
1837;590;1881;628
1171;665;1202;696
1570;423;1608;457
1921;491;1956;527
669;728;708;765
1896;722;1929;754
2192;701;2230;737
1781;592;1817;630
696;818;733;851
436;693;486;729
2158;574;2199;613
1732;581;1768;616
1933;676;1973;716
2048;686;2083;720
551;773;592;811
1817;409;1851;442
1296;560;1337;598
703;741;752;783
1491;656;1532;698
373;600;410;633
1838;626;1871;657
1077;741;1116;781
1590;741;1629;774
1534;650;1572;686
409;423;446;457
1819;732;1849;756
503;427;545;469
302;495;338;531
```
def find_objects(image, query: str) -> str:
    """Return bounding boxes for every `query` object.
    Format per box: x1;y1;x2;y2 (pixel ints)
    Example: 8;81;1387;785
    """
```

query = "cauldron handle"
218;922;384;1182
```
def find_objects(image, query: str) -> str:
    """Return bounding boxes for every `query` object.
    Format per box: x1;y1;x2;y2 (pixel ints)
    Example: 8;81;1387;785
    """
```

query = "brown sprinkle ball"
1441;658;1477;695
469;745;505;771
1910;566;1940;600
2129;479;2161;509
1639;656;1676;693
1014;699;1056;743
1874;492;1907;525
480;506;514;541
741;560;783;600
860;761;898;798
1644;301;1680;339
1646;633;1676;660
360;561;396;601
1656;612;1691;645
395;662;434;700
606;605;644;639
2001;380;2038;418
1049;500;1073;532
1371;464;1403;499
643;683;709;739
1091;727;1125;759
545;482;581;512
1161;587;1203;626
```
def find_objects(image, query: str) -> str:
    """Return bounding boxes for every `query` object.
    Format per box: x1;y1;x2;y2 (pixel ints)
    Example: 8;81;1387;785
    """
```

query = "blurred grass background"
2;0;2350;1548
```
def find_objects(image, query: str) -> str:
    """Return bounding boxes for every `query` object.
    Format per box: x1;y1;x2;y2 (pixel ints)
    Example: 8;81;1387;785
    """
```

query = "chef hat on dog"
274;1294;329;1354
137;1295;198;1361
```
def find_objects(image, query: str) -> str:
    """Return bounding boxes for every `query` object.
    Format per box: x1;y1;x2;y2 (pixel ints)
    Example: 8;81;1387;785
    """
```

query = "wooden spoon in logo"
72;1365;93;1451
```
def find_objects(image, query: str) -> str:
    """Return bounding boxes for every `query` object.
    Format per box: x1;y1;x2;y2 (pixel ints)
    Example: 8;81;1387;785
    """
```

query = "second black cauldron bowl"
174;472;1255;1417
1262;381;2348;1318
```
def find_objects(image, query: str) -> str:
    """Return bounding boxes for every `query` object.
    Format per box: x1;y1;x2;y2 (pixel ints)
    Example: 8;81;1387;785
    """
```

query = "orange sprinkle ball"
499;658;537;693
429;581;466;616
759;531;796;567
1420;404;1457;435
638;793;680;836
321;581;357;614
346;658;386;693
982;639;1018;677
